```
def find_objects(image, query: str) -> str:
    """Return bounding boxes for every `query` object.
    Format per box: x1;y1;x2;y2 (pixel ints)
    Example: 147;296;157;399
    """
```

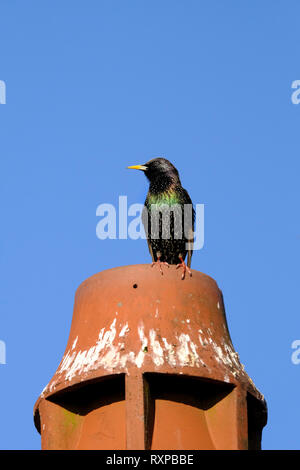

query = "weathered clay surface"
34;265;267;450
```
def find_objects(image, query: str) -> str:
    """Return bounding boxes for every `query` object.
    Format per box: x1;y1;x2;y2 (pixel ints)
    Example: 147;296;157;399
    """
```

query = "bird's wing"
142;203;149;236
187;227;194;268
146;238;155;262
182;188;195;268
142;204;155;261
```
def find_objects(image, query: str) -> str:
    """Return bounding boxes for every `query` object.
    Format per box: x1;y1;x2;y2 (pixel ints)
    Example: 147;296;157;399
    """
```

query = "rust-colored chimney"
34;265;267;450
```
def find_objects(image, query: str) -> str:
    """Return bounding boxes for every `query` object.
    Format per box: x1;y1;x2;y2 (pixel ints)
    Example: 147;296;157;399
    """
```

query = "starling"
128;158;195;279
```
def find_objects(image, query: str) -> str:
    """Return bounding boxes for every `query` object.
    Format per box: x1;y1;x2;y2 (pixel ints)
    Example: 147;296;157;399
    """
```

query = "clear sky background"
0;1;299;450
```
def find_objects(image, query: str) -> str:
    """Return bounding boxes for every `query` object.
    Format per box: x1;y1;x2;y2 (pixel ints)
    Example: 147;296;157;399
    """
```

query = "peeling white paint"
149;329;164;366
55;318;120;383
162;337;177;367
177;333;201;367
135;325;148;368
42;317;247;396
135;350;145;368
211;337;242;374
198;333;204;346
71;336;78;350
119;323;129;337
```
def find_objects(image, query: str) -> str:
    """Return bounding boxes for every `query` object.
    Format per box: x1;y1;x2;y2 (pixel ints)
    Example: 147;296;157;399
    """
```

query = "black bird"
128;158;195;279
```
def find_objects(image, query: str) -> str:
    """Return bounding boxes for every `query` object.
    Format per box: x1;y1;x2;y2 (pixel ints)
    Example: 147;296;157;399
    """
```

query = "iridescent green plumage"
147;191;181;205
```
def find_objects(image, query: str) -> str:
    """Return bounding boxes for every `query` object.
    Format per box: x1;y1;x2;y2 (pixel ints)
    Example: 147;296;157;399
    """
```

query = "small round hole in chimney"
133;284;138;289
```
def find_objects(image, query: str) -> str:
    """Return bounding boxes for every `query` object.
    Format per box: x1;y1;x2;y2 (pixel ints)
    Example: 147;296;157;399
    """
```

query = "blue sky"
0;1;299;450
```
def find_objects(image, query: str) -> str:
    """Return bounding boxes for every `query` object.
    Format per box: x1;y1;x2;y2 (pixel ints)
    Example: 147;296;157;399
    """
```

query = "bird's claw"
151;259;169;275
176;259;192;280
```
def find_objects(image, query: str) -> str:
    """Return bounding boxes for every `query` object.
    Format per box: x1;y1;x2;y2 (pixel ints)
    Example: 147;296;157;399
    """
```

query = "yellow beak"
127;164;148;171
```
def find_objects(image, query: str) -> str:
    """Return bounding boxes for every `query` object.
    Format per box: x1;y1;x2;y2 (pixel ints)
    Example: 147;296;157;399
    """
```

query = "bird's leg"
151;251;169;275
176;254;192;280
